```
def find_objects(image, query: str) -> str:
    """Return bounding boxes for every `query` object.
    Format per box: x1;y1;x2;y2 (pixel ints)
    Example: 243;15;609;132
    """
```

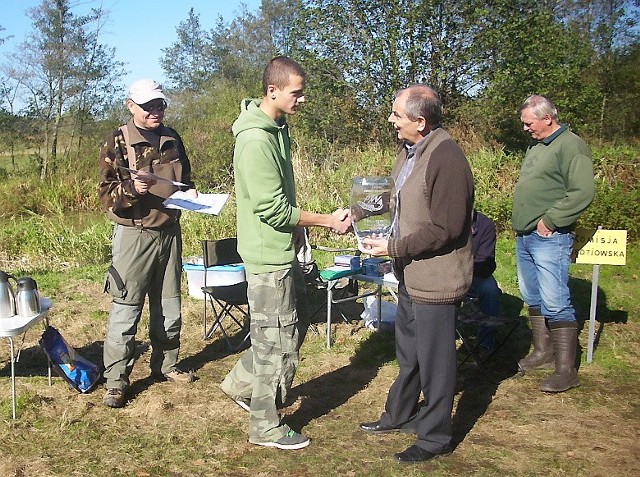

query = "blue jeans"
469;276;502;350
516;230;576;324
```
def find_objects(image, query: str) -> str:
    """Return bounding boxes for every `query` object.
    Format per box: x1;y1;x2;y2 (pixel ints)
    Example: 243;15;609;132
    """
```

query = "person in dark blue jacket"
470;210;502;358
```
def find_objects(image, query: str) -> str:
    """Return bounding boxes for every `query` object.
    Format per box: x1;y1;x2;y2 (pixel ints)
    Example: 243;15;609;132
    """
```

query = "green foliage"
291;56;374;145
0;212;112;269
580;184;640;236
159;2;286;89
0;178;51;216
292;130;395;226
293;0;488;127
576;143;640;238
467;142;640;240
159;9;218;90
180;200;238;257
1;139;638;269
468;147;521;233
0;171;98;218
169;79;256;191
594;44;640;138
468;4;599;149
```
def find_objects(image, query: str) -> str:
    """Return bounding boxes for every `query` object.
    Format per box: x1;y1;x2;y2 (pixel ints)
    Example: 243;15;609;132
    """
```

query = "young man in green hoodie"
220;56;351;450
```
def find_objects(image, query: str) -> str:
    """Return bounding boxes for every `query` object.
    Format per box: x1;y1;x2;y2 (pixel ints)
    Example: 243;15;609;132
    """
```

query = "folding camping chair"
296;228;360;325
201;238;250;351
456;295;520;383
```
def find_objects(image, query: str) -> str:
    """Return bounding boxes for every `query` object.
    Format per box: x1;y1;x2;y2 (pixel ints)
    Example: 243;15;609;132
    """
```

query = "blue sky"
0;0;262;92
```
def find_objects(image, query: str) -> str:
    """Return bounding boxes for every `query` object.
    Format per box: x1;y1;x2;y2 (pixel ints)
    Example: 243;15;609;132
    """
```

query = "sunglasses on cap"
136;100;167;113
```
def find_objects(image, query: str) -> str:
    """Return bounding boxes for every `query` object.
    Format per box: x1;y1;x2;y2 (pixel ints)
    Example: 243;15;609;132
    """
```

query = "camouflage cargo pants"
220;263;309;443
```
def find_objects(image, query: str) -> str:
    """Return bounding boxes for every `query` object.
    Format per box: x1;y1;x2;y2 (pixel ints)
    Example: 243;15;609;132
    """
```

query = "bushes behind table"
0;140;638;268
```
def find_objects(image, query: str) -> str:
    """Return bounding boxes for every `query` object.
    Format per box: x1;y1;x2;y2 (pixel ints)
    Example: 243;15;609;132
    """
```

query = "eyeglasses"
136;100;167;113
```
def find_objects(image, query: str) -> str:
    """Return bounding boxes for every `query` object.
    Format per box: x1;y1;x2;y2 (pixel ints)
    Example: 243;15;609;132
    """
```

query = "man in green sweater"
220;56;351;450
513;95;595;392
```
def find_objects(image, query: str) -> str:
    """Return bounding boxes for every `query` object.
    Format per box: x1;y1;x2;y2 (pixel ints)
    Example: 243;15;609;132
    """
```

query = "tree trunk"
599;94;607;141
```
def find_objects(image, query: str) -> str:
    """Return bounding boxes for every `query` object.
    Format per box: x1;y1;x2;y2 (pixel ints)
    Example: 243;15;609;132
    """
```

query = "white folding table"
0;300;52;419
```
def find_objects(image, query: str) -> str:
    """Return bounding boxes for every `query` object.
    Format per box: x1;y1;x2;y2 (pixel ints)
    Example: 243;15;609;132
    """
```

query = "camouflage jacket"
98;119;195;229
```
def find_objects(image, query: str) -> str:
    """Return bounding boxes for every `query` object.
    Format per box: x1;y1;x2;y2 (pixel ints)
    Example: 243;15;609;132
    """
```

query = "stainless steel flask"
15;277;41;318
0;271;17;318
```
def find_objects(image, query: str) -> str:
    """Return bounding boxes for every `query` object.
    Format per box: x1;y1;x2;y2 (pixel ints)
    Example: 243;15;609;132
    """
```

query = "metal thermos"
0;270;17;318
15;277;41;318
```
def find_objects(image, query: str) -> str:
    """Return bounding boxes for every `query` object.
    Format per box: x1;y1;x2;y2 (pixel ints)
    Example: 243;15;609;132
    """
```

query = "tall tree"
160;8;217;90
292;0;487;131
64;7;123;160
161;0;302;90
453;2;597;148
558;0;640;138
260;0;300;56
211;2;280;82
0;80;22;168
3;0;123;178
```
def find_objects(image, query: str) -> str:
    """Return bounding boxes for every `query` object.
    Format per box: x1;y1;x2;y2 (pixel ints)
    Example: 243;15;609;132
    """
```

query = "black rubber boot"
518;308;555;372
540;321;580;393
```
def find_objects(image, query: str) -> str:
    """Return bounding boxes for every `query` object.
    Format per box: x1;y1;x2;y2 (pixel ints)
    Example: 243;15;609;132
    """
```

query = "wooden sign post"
572;227;628;363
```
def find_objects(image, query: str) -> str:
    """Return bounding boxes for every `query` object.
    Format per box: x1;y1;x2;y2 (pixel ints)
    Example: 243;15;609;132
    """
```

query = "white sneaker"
234;397;251;412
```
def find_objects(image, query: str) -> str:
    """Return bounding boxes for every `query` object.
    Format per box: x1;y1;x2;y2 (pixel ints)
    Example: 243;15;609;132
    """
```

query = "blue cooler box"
183;263;246;300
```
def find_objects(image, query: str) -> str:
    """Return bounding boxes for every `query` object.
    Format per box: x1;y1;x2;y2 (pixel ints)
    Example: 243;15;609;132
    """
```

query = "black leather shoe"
394;445;452;463
359;420;414;434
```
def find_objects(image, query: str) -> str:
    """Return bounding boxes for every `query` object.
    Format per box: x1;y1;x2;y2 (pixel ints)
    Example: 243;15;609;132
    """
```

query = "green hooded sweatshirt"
232;99;301;274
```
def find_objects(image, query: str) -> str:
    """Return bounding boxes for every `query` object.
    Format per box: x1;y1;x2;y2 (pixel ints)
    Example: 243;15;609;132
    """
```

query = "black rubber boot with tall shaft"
540;321;580;393
518;308;555;372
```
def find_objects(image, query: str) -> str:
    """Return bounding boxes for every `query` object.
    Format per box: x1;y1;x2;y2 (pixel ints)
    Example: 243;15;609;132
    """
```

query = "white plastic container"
183;263;246;300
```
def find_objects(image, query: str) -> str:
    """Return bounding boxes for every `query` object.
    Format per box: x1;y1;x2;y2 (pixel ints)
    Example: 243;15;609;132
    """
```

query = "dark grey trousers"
379;284;457;453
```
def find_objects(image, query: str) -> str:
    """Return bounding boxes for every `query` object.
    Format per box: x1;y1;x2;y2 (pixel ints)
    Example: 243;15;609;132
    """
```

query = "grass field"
1;240;638;477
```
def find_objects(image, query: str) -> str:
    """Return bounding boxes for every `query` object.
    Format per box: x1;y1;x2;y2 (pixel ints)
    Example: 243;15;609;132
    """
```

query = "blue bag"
39;326;101;393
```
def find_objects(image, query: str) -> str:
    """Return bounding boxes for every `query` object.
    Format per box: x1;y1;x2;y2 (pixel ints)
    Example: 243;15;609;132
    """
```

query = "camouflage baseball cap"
128;79;166;104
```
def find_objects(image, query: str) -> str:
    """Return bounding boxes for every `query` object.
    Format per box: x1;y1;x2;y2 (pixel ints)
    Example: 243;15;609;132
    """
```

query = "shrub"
1;105;638;270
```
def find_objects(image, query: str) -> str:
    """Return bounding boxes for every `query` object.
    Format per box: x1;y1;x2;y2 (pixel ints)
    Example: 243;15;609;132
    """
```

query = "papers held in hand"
163;191;229;216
